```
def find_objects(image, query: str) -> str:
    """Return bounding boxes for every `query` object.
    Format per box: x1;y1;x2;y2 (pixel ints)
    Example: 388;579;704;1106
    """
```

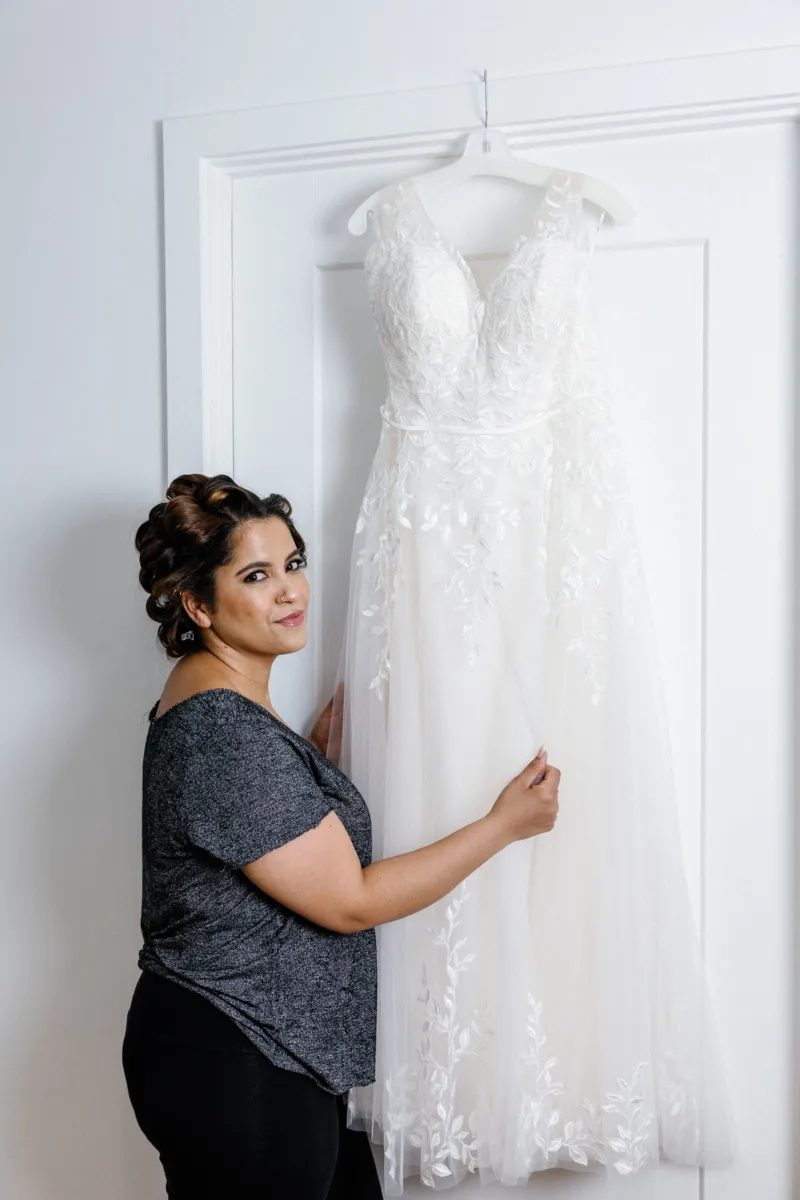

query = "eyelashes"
245;556;307;583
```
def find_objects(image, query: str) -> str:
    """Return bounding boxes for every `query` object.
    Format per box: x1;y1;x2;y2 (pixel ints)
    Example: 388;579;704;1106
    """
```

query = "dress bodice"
363;170;596;435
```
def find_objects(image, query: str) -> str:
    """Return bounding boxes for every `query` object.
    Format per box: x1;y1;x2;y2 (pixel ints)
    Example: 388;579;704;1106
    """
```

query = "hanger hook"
482;68;490;153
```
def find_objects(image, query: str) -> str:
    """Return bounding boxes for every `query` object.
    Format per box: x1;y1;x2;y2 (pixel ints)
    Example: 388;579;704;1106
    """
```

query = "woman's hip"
121;970;343;1197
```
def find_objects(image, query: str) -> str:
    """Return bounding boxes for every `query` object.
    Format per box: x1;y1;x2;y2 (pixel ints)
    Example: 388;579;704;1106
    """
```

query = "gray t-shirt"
137;687;377;1095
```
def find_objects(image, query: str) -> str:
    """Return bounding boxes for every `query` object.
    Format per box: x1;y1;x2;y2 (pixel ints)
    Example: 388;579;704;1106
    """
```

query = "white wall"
1;3;798;1197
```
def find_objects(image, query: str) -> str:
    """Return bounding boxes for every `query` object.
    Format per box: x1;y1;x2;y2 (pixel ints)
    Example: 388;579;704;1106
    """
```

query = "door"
165;84;796;1198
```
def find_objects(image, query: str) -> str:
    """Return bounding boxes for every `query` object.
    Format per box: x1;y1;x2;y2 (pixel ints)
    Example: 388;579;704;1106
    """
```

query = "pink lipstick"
276;610;305;627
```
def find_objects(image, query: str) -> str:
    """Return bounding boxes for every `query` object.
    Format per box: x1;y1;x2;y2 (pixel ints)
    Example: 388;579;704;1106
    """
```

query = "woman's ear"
180;590;211;630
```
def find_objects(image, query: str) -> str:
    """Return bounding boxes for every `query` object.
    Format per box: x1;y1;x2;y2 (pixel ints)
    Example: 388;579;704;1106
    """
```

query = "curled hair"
135;473;305;658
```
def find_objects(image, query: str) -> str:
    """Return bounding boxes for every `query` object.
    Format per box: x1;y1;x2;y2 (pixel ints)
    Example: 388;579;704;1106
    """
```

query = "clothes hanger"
348;70;634;235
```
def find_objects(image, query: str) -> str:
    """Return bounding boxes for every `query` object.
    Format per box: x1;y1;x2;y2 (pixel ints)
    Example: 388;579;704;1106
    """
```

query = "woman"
122;472;560;1199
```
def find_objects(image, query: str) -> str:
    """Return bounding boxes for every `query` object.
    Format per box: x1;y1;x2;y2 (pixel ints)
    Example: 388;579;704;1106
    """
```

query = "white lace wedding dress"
332;170;735;1193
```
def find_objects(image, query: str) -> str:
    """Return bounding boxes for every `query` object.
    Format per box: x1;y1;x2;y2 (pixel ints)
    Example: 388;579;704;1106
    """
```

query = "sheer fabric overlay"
330;171;735;1193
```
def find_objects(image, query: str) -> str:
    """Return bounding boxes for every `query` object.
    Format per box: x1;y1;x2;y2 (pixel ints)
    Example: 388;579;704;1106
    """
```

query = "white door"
164;63;795;1199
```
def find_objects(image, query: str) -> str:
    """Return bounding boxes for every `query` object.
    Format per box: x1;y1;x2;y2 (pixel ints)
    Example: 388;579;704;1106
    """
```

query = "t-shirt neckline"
148;687;289;730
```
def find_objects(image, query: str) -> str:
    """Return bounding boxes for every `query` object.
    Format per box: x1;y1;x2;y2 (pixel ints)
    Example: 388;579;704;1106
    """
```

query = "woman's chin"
272;627;308;654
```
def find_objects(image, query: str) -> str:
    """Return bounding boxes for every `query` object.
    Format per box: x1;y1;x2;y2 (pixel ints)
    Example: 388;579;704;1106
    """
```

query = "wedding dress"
332;169;735;1193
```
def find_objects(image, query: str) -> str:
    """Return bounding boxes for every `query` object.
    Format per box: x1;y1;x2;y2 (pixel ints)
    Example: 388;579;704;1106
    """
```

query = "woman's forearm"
353;813;510;929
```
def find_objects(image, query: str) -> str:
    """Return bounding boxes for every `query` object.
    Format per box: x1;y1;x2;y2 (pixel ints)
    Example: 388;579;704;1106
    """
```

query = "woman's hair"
135;473;305;658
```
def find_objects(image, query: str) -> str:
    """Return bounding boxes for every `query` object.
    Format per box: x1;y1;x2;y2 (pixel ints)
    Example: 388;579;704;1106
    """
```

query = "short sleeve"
179;718;333;869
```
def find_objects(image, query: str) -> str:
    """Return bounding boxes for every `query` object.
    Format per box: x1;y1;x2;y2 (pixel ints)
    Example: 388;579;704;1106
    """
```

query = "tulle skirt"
331;384;736;1193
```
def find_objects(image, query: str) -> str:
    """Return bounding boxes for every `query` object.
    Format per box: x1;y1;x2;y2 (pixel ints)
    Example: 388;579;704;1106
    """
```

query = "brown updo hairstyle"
135;473;306;658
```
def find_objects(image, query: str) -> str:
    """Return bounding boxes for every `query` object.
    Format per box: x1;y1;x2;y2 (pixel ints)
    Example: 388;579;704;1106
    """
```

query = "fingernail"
537;744;546;757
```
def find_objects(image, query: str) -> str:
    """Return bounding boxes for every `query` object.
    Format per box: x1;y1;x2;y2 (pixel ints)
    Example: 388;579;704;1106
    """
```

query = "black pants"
122;971;383;1199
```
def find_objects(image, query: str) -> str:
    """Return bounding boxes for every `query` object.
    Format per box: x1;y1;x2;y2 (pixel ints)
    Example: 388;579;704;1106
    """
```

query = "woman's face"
194;516;310;658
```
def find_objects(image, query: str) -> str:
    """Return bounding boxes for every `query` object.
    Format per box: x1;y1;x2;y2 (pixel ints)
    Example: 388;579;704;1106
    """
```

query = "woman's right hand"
308;683;345;764
488;747;560;843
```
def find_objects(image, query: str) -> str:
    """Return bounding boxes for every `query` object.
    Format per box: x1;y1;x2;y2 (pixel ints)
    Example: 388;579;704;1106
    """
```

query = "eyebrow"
235;552;303;577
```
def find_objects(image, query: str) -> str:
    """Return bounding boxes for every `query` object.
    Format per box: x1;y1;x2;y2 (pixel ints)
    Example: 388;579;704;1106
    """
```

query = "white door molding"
162;42;800;480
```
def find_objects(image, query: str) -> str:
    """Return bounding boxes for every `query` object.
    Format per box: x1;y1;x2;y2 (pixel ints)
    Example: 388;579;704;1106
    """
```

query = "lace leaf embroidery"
378;904;697;1188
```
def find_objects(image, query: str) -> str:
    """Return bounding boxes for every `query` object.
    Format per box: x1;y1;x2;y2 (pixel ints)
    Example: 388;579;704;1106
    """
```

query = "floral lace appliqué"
379;882;490;1187
378;898;696;1189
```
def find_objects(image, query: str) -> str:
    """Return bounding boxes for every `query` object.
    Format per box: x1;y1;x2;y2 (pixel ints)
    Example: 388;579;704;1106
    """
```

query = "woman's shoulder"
148;688;319;769
146;686;367;829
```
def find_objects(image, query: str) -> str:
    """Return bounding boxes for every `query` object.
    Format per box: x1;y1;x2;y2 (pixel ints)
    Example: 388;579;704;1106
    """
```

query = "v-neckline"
397;169;573;311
